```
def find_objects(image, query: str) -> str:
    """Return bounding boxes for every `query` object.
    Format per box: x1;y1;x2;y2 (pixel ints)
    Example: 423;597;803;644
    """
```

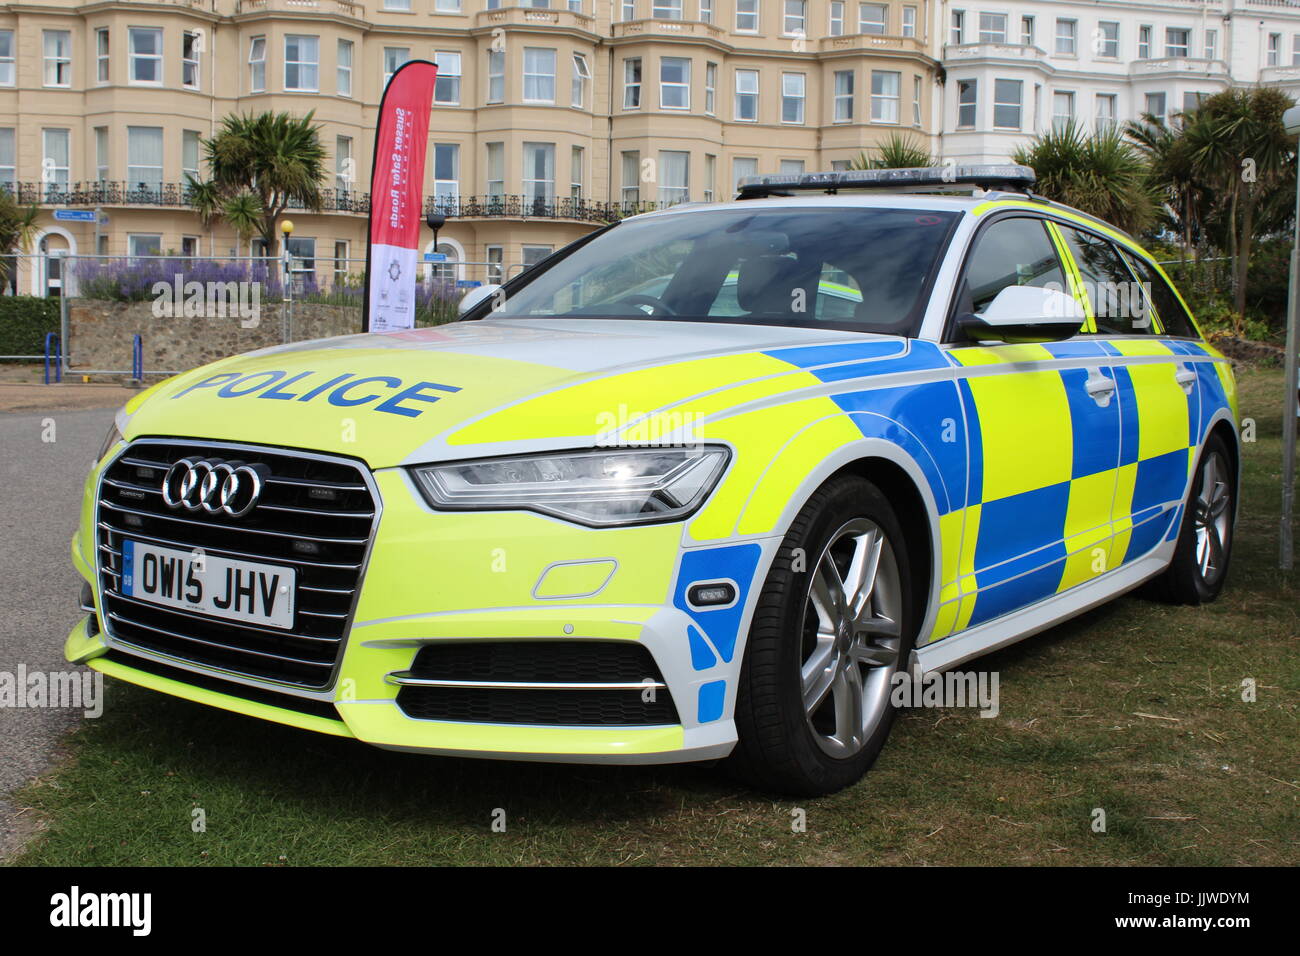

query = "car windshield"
482;205;960;335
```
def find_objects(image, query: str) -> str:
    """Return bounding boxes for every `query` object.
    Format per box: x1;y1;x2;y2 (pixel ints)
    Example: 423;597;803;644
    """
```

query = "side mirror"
959;284;1084;343
458;283;502;316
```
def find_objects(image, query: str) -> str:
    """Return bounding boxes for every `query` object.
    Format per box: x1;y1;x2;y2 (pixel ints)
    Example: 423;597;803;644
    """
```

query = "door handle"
1175;365;1197;395
1084;369;1116;407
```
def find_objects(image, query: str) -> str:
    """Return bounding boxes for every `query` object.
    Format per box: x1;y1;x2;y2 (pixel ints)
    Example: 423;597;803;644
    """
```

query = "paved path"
0;402;120;858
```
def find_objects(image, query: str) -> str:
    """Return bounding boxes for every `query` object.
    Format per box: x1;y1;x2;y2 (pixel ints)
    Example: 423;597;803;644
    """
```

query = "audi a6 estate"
69;166;1238;795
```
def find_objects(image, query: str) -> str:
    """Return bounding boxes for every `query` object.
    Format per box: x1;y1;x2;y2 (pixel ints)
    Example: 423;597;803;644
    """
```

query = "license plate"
120;540;296;629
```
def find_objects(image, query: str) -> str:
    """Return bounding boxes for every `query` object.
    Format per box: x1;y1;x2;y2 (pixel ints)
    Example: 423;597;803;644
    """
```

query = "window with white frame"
335;135;353;193
383;47;409;88
1166;27;1190;59
659;150;689;205
781;72;805;123
736;0;758;32
1052;90;1074;130
486;142;504;196
622;0;636;19
870;70;899;122
1182;91;1206;114
568;0;582;13
732;156;757;193
979;13;1007;44
572;53;590;107
486;245;504;283
0;32;14;87
522;245;553;267
1055;19;1076;55
902;6;916;38
433;143;459;201
830;159;851;171
780;159;804;176
487;49;504;103
661;56;690;109
0;129;12;191
1138;25;1151;59
334;241;350;284
624;57;642;108
1205;29;1218;61
700;0;713;22
950;10;964;45
704;153;716;201
859;3;887;35
337;39;353;96
833;69;853;122
523;48;556;103
42;128;69;193
522;142;555;203
127;126;163;191
435;51;461;103
1267;33;1281;66
44;30;71;87
96;29;110;84
653;0;683;18
783;0;806;36
1097;21;1119;58
1094;93;1117;131
384;0;412;9
128;235;162;258
912;74;922;125
735;68;758;121
992;78;1022;129
956;78;976;128
183;31;201;89
1293;35;1300;67
571;145;583;199
249;36;266;92
621;150;640;205
94;127;109;181
1145;91;1166;124
284;35;319;91
705;62;717;113
829;1;844;36
129;28;163;86
1020;16;1034;46
182;129;201;180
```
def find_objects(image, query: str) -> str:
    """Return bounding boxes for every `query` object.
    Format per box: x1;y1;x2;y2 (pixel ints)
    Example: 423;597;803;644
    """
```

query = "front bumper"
69;464;772;765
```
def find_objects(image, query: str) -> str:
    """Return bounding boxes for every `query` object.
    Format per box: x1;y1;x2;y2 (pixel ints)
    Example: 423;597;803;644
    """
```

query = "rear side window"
1057;225;1155;336
1120;251;1200;338
956;216;1067;318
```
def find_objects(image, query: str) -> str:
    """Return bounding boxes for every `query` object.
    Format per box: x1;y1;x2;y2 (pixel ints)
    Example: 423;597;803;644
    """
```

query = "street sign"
456;280;482;289
53;209;96;222
423;252;447;262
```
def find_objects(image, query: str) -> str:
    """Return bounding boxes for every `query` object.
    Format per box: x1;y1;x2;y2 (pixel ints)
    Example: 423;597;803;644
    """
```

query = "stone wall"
66;300;362;377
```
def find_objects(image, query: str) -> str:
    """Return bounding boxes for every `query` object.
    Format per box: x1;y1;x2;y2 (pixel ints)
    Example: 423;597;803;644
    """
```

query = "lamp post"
280;219;294;343
1280;106;1300;569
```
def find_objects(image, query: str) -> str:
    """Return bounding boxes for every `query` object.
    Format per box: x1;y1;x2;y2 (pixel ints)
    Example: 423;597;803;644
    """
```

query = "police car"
70;166;1238;795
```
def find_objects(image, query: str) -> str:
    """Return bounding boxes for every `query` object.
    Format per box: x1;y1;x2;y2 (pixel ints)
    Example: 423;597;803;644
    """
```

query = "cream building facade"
0;0;941;295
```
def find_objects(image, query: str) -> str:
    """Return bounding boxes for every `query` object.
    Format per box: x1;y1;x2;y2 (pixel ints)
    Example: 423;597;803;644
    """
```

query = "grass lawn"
13;368;1299;866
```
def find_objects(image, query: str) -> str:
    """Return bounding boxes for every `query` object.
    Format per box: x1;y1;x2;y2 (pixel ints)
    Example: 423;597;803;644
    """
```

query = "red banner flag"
363;59;438;333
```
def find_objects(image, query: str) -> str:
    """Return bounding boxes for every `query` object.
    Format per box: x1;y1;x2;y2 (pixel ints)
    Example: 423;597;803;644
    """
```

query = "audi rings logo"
161;458;270;517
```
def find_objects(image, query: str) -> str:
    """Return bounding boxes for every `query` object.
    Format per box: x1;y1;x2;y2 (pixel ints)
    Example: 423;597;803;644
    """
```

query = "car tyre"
1148;432;1236;606
729;474;915;796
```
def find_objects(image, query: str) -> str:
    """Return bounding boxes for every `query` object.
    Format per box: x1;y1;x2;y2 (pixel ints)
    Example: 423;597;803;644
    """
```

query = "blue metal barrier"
43;333;61;384
131;334;143;382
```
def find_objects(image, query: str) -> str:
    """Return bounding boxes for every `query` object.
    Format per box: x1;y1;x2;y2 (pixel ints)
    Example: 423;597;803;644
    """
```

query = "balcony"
476;6;597;32
425;194;681;224
943;42;1046;64
1259;65;1300;86
612;18;727;42
8;182;371;214
822;33;927;55
234;0;363;17
1130;57;1227;79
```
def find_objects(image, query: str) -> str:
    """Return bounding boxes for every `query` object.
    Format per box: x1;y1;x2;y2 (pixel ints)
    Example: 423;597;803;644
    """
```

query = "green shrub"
0;296;60;357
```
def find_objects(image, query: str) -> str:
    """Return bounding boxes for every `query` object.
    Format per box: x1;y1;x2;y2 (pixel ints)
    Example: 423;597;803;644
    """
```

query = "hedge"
0;296;60;357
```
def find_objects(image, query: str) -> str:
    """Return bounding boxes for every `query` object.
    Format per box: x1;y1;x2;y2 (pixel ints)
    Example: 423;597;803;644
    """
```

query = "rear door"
944;215;1121;632
1053;224;1199;567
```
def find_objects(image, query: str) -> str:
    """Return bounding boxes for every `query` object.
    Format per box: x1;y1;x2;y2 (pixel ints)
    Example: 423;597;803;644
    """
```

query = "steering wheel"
616;294;677;316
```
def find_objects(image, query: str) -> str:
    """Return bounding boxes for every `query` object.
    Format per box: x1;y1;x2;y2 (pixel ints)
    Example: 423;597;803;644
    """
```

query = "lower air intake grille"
395;642;679;726
96;439;377;690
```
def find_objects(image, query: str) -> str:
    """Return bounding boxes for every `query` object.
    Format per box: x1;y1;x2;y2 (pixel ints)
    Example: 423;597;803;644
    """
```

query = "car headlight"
96;421;124;463
410;446;731;527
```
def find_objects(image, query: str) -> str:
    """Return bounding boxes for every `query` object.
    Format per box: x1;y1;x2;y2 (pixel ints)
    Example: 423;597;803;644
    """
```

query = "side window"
1057;225;1155;336
1120;250;1200;338
957;216;1067;319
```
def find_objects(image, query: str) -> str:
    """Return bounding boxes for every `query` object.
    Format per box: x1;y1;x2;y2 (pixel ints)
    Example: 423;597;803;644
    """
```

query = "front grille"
96;440;378;690
395;642;680;726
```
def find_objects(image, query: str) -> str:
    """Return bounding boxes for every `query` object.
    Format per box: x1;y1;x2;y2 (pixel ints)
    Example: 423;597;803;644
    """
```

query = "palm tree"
1182;87;1295;317
851;132;933;170
0;191;43;288
187;111;327;255
1126;113;1205;262
1012;121;1158;236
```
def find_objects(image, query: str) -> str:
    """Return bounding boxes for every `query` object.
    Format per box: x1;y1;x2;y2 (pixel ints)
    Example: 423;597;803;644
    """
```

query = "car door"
944;215;1122;632
1053;224;1199;568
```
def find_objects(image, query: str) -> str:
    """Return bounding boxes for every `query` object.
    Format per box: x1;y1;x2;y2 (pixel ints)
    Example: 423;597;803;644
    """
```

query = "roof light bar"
736;164;1037;199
